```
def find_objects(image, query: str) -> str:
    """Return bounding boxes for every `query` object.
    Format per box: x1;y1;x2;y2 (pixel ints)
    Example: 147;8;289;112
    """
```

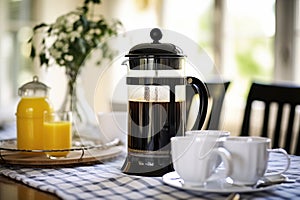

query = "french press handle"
186;76;209;130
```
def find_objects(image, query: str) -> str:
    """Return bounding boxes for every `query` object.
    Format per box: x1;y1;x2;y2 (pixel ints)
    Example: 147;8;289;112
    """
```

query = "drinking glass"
43;111;72;159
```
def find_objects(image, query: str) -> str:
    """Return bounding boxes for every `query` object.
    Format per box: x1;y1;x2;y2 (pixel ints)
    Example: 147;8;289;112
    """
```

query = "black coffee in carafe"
127;100;184;175
128;100;184;151
121;28;209;176
124;77;187;176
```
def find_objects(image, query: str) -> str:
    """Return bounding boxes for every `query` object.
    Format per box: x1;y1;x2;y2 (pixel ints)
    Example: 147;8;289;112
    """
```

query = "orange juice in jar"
16;76;53;151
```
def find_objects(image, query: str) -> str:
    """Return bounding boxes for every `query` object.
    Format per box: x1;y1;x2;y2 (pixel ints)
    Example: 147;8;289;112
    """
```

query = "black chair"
240;81;300;155
186;80;230;130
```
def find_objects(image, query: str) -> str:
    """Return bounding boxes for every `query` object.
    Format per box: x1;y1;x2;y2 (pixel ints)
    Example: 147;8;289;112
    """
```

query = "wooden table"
0;175;59;200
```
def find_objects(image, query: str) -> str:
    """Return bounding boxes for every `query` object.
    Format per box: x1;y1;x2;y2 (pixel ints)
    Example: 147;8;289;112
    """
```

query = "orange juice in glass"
43;111;72;159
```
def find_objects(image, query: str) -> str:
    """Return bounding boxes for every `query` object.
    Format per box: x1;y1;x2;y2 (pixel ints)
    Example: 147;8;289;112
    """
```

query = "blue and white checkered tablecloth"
1;124;300;200
0;151;300;200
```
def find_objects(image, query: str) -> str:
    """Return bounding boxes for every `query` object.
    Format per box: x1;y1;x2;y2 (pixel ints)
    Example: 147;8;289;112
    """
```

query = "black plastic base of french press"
121;156;174;177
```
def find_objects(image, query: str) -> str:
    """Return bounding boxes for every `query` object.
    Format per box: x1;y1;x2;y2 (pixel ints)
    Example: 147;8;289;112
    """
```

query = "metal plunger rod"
169;85;176;137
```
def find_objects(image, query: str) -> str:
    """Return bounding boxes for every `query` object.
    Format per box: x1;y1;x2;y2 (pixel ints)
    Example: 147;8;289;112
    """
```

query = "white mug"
185;130;230;168
171;135;232;186
223;136;291;185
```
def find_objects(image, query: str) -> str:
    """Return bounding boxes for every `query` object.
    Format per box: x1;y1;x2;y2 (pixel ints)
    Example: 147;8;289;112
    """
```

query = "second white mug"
223;136;291;185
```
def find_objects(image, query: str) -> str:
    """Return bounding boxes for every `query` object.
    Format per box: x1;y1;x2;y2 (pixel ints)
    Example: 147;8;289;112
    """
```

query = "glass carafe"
16;76;53;150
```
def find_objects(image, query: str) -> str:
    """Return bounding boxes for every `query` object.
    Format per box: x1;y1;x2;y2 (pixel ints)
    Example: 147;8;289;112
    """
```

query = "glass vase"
59;79;100;145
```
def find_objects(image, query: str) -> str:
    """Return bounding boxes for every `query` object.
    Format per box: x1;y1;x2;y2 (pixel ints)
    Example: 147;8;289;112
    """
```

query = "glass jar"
16;76;53;150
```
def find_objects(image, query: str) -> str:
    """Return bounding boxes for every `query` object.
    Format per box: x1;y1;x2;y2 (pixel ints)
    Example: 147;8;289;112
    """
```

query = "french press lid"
125;28;185;71
126;29;187;86
126;28;184;57
18;75;50;97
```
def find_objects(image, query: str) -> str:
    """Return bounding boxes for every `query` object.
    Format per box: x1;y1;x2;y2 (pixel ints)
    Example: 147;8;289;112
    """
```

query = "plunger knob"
150;28;162;43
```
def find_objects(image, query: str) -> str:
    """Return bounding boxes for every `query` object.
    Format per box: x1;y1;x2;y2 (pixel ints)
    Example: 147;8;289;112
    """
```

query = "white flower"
62;44;69;52
54;41;64;48
77;25;83;32
94;29;101;35
64;54;73;61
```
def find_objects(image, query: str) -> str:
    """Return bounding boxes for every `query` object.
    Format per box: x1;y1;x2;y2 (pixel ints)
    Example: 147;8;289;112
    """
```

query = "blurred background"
0;0;299;135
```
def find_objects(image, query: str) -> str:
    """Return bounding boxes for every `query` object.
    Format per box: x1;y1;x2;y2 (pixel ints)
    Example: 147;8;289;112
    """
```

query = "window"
221;0;276;133
162;0;275;95
224;0;275;99
0;0;34;110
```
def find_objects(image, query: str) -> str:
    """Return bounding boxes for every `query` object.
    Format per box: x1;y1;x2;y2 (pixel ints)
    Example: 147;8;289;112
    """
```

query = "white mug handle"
212;147;232;178
265;148;291;176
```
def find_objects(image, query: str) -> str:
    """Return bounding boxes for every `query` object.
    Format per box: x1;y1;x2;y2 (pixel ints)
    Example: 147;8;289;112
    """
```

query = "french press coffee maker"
121;28;209;176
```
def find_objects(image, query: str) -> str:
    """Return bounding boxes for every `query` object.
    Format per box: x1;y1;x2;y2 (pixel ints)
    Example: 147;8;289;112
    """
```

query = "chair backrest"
240;82;300;155
205;81;231;130
186;80;230;130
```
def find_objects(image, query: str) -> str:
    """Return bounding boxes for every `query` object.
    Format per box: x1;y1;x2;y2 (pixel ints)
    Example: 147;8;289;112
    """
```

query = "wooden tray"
0;139;123;166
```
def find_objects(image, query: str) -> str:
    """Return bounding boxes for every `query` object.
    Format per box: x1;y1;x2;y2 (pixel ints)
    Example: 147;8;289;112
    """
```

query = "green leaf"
33;23;48;31
93;0;101;3
40;53;49;66
47;27;52;33
77;38;87;54
80;15;89;32
81;6;88;14
84;0;101;4
73;19;81;30
27;37;33;43
29;46;36;59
